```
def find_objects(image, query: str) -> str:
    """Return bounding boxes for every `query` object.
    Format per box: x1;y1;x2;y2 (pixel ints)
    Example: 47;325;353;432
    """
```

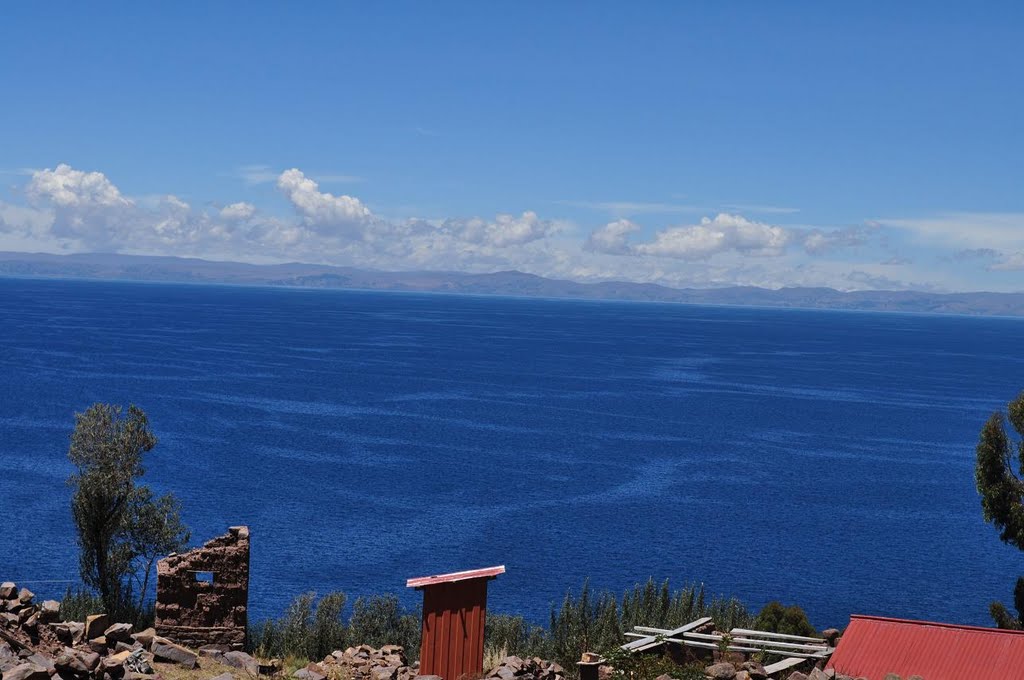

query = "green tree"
127;486;190;611
975;390;1024;628
67;403;190;620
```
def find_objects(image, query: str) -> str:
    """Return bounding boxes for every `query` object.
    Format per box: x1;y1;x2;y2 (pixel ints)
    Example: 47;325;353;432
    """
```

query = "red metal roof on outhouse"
406;565;505;589
826;614;1024;680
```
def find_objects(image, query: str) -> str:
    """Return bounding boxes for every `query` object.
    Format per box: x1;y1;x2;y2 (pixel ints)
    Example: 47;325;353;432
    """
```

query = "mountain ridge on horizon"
2;250;1023;318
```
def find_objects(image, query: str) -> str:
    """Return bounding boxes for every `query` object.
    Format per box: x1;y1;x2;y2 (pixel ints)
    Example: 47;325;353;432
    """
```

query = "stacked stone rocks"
292;649;567;680
0;580;242;680
484;655;565;680
700;664;873;680
297;645;419;680
779;673;919;680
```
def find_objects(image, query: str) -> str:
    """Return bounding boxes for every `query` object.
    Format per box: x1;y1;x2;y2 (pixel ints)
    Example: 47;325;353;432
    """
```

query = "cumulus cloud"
585;214;880;262
440;211;557;248
23;164;140;247
633;213;791;260
27;164;131;210
585;219;640;254
5;162;1012;292
277;168;374;234
3;163;570;275
0;201;53;238
220;202;257;221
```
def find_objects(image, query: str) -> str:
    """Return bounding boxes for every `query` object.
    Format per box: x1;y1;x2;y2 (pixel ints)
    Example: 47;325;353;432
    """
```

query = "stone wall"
155;526;249;650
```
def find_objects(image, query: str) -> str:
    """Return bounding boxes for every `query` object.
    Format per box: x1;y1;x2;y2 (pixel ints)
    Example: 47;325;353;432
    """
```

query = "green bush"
602;646;706;680
250;592;419;661
348;594;421;652
619;579;753;634
543;578;755;666
484;613;549;661
59;587;155;628
752;601;818;638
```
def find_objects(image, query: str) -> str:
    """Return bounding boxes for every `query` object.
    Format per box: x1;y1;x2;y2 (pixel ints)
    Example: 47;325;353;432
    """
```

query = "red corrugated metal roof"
826;614;1024;680
406;565;505;589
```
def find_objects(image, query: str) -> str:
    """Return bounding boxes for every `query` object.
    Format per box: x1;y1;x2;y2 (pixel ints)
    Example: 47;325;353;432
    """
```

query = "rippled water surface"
2;277;1022;627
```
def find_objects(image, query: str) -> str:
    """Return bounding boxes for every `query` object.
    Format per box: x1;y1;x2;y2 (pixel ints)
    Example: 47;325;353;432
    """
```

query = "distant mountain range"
2;250;1024;317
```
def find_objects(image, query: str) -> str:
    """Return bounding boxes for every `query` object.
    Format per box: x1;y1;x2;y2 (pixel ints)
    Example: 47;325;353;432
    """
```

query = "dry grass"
482;645;508;672
152;659;241;680
152;654;312;680
279;655;312;676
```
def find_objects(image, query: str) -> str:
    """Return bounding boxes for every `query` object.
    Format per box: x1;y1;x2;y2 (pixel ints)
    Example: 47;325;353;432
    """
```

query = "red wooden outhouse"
406;565;505;680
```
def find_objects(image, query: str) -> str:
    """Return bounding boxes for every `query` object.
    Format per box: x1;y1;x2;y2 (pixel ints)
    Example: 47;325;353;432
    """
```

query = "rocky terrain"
0;580;569;680
0;581;914;680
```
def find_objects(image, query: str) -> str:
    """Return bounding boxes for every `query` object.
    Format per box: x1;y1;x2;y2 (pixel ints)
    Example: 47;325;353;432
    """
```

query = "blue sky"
2;3;1023;291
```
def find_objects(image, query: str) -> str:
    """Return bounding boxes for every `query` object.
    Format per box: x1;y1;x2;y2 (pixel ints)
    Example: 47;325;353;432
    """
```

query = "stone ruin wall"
155;525;249;650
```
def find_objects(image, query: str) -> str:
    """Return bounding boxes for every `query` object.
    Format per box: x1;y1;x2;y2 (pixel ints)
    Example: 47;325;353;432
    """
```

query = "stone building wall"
155;525;250;650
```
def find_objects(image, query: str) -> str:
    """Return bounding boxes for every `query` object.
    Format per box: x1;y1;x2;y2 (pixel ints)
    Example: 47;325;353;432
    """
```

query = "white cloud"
220;202;257;221
585;219;640;254
5;162;1017;292
633;213;791;260
585;214;880;262
26;164;131;209
443;211;557;248
24;164;138;247
277;168;374;235
0;201;53;238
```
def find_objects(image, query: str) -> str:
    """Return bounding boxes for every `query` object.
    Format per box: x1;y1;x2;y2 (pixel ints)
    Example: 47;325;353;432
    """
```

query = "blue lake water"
1;277;1022;629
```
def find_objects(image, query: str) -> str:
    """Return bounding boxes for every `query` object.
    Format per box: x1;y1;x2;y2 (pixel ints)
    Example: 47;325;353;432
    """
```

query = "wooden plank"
621;617;712;652
682;632;828;652
627;631;833;658
763;657;807;675
634;626;675;634
678;640;829;659
729;628;826;643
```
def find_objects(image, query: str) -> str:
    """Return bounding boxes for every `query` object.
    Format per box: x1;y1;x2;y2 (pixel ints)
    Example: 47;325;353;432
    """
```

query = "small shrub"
311;592;348;660
602;646;705;680
251;591;358;660
59;587;155;628
59;587;104;623
753;602;817;638
485;614;550;664
348;594;420;653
